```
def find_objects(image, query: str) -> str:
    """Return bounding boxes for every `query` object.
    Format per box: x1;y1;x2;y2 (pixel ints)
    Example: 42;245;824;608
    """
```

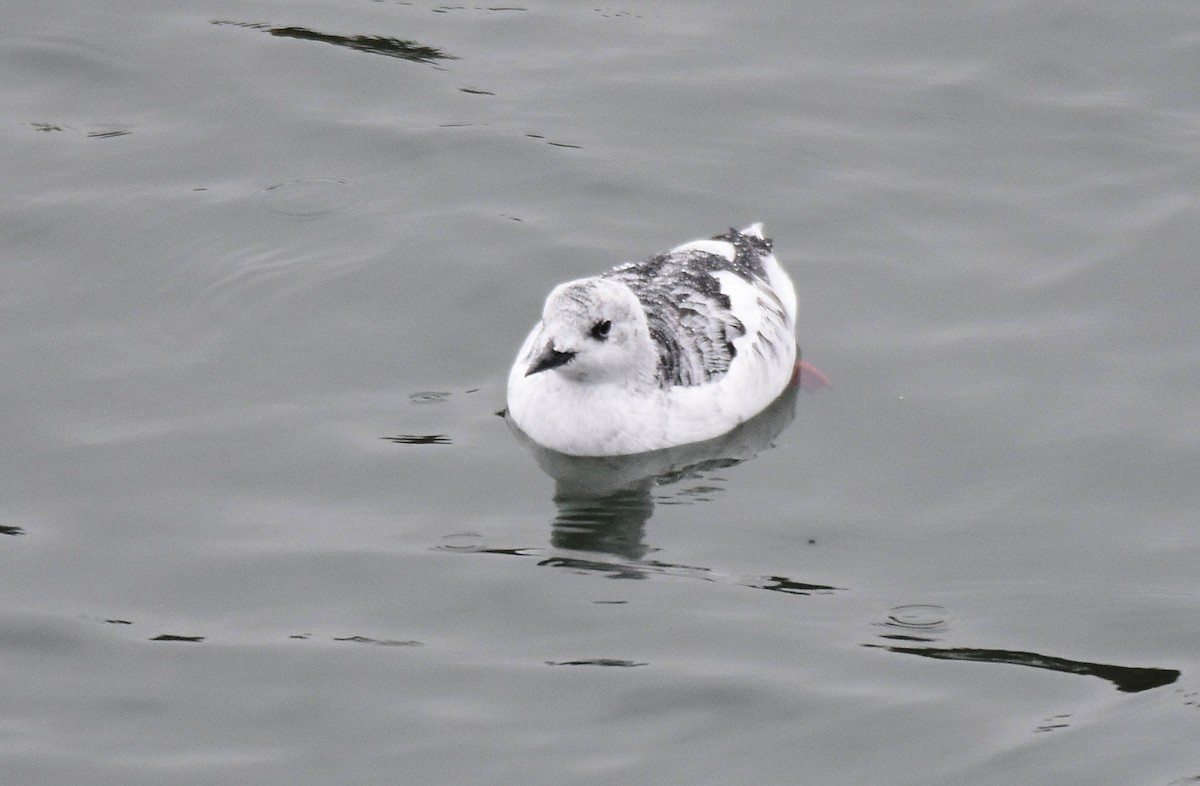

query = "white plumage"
506;223;798;456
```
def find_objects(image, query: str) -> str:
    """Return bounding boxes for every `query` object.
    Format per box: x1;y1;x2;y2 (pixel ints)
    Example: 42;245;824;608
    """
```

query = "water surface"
3;1;1199;783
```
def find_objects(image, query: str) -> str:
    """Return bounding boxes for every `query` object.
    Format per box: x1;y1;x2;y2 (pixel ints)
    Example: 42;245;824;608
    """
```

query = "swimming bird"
506;223;798;456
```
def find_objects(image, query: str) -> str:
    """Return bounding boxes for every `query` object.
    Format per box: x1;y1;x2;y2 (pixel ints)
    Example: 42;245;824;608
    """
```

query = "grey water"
3;1;1199;783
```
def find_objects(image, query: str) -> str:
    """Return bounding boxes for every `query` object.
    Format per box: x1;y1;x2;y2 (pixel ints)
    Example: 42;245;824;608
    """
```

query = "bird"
506;223;798;457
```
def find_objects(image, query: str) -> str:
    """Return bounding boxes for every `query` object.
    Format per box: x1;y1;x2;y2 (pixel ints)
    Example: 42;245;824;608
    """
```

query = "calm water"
3;1;1199;783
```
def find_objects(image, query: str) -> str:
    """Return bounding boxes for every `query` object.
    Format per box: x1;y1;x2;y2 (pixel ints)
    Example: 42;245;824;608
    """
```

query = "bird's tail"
740;222;765;239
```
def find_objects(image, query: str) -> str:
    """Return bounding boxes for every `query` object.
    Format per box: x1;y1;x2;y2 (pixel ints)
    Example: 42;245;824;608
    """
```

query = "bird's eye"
590;320;612;341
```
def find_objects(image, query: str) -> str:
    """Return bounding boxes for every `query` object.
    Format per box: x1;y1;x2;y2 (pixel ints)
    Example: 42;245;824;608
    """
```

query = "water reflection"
513;379;801;559
382;434;452;445
551;485;656;561
210;21;456;64
499;378;837;595
545;659;647;668
866;642;1180;694
868;608;1179;693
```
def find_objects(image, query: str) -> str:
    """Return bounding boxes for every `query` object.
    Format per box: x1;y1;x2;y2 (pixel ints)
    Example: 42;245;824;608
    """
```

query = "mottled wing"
709;229;793;372
606;227;788;388
609;252;742;386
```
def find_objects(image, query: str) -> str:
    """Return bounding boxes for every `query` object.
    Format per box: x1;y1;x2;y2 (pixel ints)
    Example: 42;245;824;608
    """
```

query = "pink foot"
793;360;830;391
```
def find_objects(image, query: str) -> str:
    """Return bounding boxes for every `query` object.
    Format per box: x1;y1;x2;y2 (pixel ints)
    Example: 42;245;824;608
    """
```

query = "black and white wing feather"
604;228;785;389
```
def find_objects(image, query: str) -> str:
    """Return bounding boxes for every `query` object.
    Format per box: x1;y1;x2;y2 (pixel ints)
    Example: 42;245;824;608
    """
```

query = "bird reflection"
510;377;802;563
551;485;656;561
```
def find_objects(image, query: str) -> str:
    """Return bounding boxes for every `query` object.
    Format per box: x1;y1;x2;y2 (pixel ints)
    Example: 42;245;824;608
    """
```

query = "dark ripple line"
211;20;456;64
866;643;1180;694
382;434;452;445
546;659;646;668
452;545;840;597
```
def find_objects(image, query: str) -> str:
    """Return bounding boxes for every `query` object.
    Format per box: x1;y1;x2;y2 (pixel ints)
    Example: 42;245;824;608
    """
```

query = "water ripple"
434;533;487;552
884;604;951;633
259;178;361;219
409;391;451;405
